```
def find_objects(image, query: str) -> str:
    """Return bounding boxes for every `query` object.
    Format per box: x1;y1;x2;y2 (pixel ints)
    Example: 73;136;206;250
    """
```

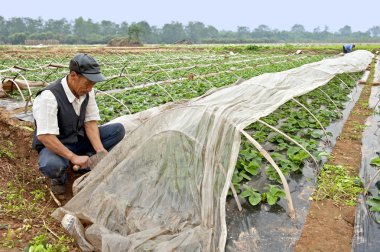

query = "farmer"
32;53;125;197
343;44;355;53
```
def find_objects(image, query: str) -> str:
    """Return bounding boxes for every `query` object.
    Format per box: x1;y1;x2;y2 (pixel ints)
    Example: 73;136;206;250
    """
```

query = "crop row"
96;54;325;122
0;52;325;90
233;72;362;206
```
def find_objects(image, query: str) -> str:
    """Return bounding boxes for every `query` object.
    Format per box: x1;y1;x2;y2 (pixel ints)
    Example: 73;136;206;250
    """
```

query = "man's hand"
70;154;91;168
72;151;107;171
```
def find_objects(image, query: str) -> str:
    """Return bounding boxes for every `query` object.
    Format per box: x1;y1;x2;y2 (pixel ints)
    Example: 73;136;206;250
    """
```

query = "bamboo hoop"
8;79;25;102
364;169;380;195
317;88;339;111
94;89;132;114
218;163;242;211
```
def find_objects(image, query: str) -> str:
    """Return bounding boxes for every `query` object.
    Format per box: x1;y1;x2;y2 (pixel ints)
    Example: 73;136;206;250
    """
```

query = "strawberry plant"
240;187;262;206
262;185;286;205
366;194;380;223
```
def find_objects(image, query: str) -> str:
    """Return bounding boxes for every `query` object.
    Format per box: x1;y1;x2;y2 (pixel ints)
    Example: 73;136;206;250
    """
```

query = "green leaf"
370;157;380;167
240;187;262;206
276;142;289;151
369;204;380;212
317;151;330;158
366;197;380;207
240;190;251;198
292;151;310;162
244;161;260;176
239;171;251;181
240;187;258;197
311;131;322;139
267;194;277;205
232;170;243;184
298;121;308;127
240;149;254;160
287;146;301;156
264;185;286;205
248;195;262;206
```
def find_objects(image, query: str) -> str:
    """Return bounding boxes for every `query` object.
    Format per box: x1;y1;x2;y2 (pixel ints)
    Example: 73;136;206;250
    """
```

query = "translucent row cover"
52;50;373;251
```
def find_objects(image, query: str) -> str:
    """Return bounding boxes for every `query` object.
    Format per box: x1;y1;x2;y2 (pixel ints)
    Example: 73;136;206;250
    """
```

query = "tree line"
1;16;380;45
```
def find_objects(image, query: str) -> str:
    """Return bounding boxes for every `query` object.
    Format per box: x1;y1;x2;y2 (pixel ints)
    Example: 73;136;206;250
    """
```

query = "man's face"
71;72;96;97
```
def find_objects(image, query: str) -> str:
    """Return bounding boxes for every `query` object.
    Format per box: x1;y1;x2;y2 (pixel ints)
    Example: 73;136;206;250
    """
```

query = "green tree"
368;26;380;37
73;17;99;43
291;24;305;33
185;21;207;43
150;25;161;43
313;26;321;33
99;20;119;37
7;17;27;34
24;17;44;34
45;18;71;35
161;22;185;43
237;26;250;40
128;23;142;42
0;16;7;43
339;25;352;36
119;22;129;36
252;25;272;40
205;25;218;39
135;21;152;43
9;32;27;44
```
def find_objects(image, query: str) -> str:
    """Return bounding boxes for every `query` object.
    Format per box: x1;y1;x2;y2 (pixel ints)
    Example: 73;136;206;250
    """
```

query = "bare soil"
0;108;78;250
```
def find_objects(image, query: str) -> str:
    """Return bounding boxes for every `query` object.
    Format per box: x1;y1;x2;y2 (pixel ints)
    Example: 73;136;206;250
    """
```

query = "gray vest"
32;78;89;152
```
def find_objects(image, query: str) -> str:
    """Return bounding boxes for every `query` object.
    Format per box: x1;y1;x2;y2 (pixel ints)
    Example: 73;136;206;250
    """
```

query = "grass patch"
312;164;363;206
25;233;71;252
0;180;75;250
352;122;367;132
0;141;15;159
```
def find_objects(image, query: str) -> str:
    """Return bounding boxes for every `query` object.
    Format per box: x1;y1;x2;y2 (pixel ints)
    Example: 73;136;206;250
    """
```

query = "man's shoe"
51;183;66;195
50;179;66;195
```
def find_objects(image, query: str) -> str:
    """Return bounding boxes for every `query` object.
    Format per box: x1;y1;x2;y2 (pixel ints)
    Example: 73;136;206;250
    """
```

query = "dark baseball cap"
69;53;106;82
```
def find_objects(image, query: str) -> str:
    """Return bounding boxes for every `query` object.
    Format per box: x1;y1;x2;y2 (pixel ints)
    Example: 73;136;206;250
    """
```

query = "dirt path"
295;61;374;251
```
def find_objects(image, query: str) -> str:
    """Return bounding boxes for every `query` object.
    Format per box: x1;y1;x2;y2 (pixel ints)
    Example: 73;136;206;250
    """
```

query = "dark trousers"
38;123;125;185
343;46;348;53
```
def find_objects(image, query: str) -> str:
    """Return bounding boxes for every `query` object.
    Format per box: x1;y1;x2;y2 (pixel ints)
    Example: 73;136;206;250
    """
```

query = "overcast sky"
1;0;379;32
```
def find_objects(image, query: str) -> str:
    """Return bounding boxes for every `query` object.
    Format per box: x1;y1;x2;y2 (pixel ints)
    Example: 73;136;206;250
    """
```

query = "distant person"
32;53;125;198
343;44;355;54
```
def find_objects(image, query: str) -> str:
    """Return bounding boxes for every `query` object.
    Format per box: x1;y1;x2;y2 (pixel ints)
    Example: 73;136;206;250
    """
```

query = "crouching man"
343;44;355;53
32;53;125;197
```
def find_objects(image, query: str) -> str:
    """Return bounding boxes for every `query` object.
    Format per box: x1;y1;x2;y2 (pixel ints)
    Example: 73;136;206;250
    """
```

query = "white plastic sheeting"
52;50;373;252
373;55;380;83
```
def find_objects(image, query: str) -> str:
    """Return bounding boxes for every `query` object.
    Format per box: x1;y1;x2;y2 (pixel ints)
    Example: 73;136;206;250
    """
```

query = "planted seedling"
240;186;262;206
262;185;286;205
366;194;380;223
370;156;380;167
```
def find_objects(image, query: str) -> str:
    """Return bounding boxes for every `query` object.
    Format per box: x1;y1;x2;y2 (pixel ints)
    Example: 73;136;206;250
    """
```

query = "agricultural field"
0;44;380;251
0;45;326;123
